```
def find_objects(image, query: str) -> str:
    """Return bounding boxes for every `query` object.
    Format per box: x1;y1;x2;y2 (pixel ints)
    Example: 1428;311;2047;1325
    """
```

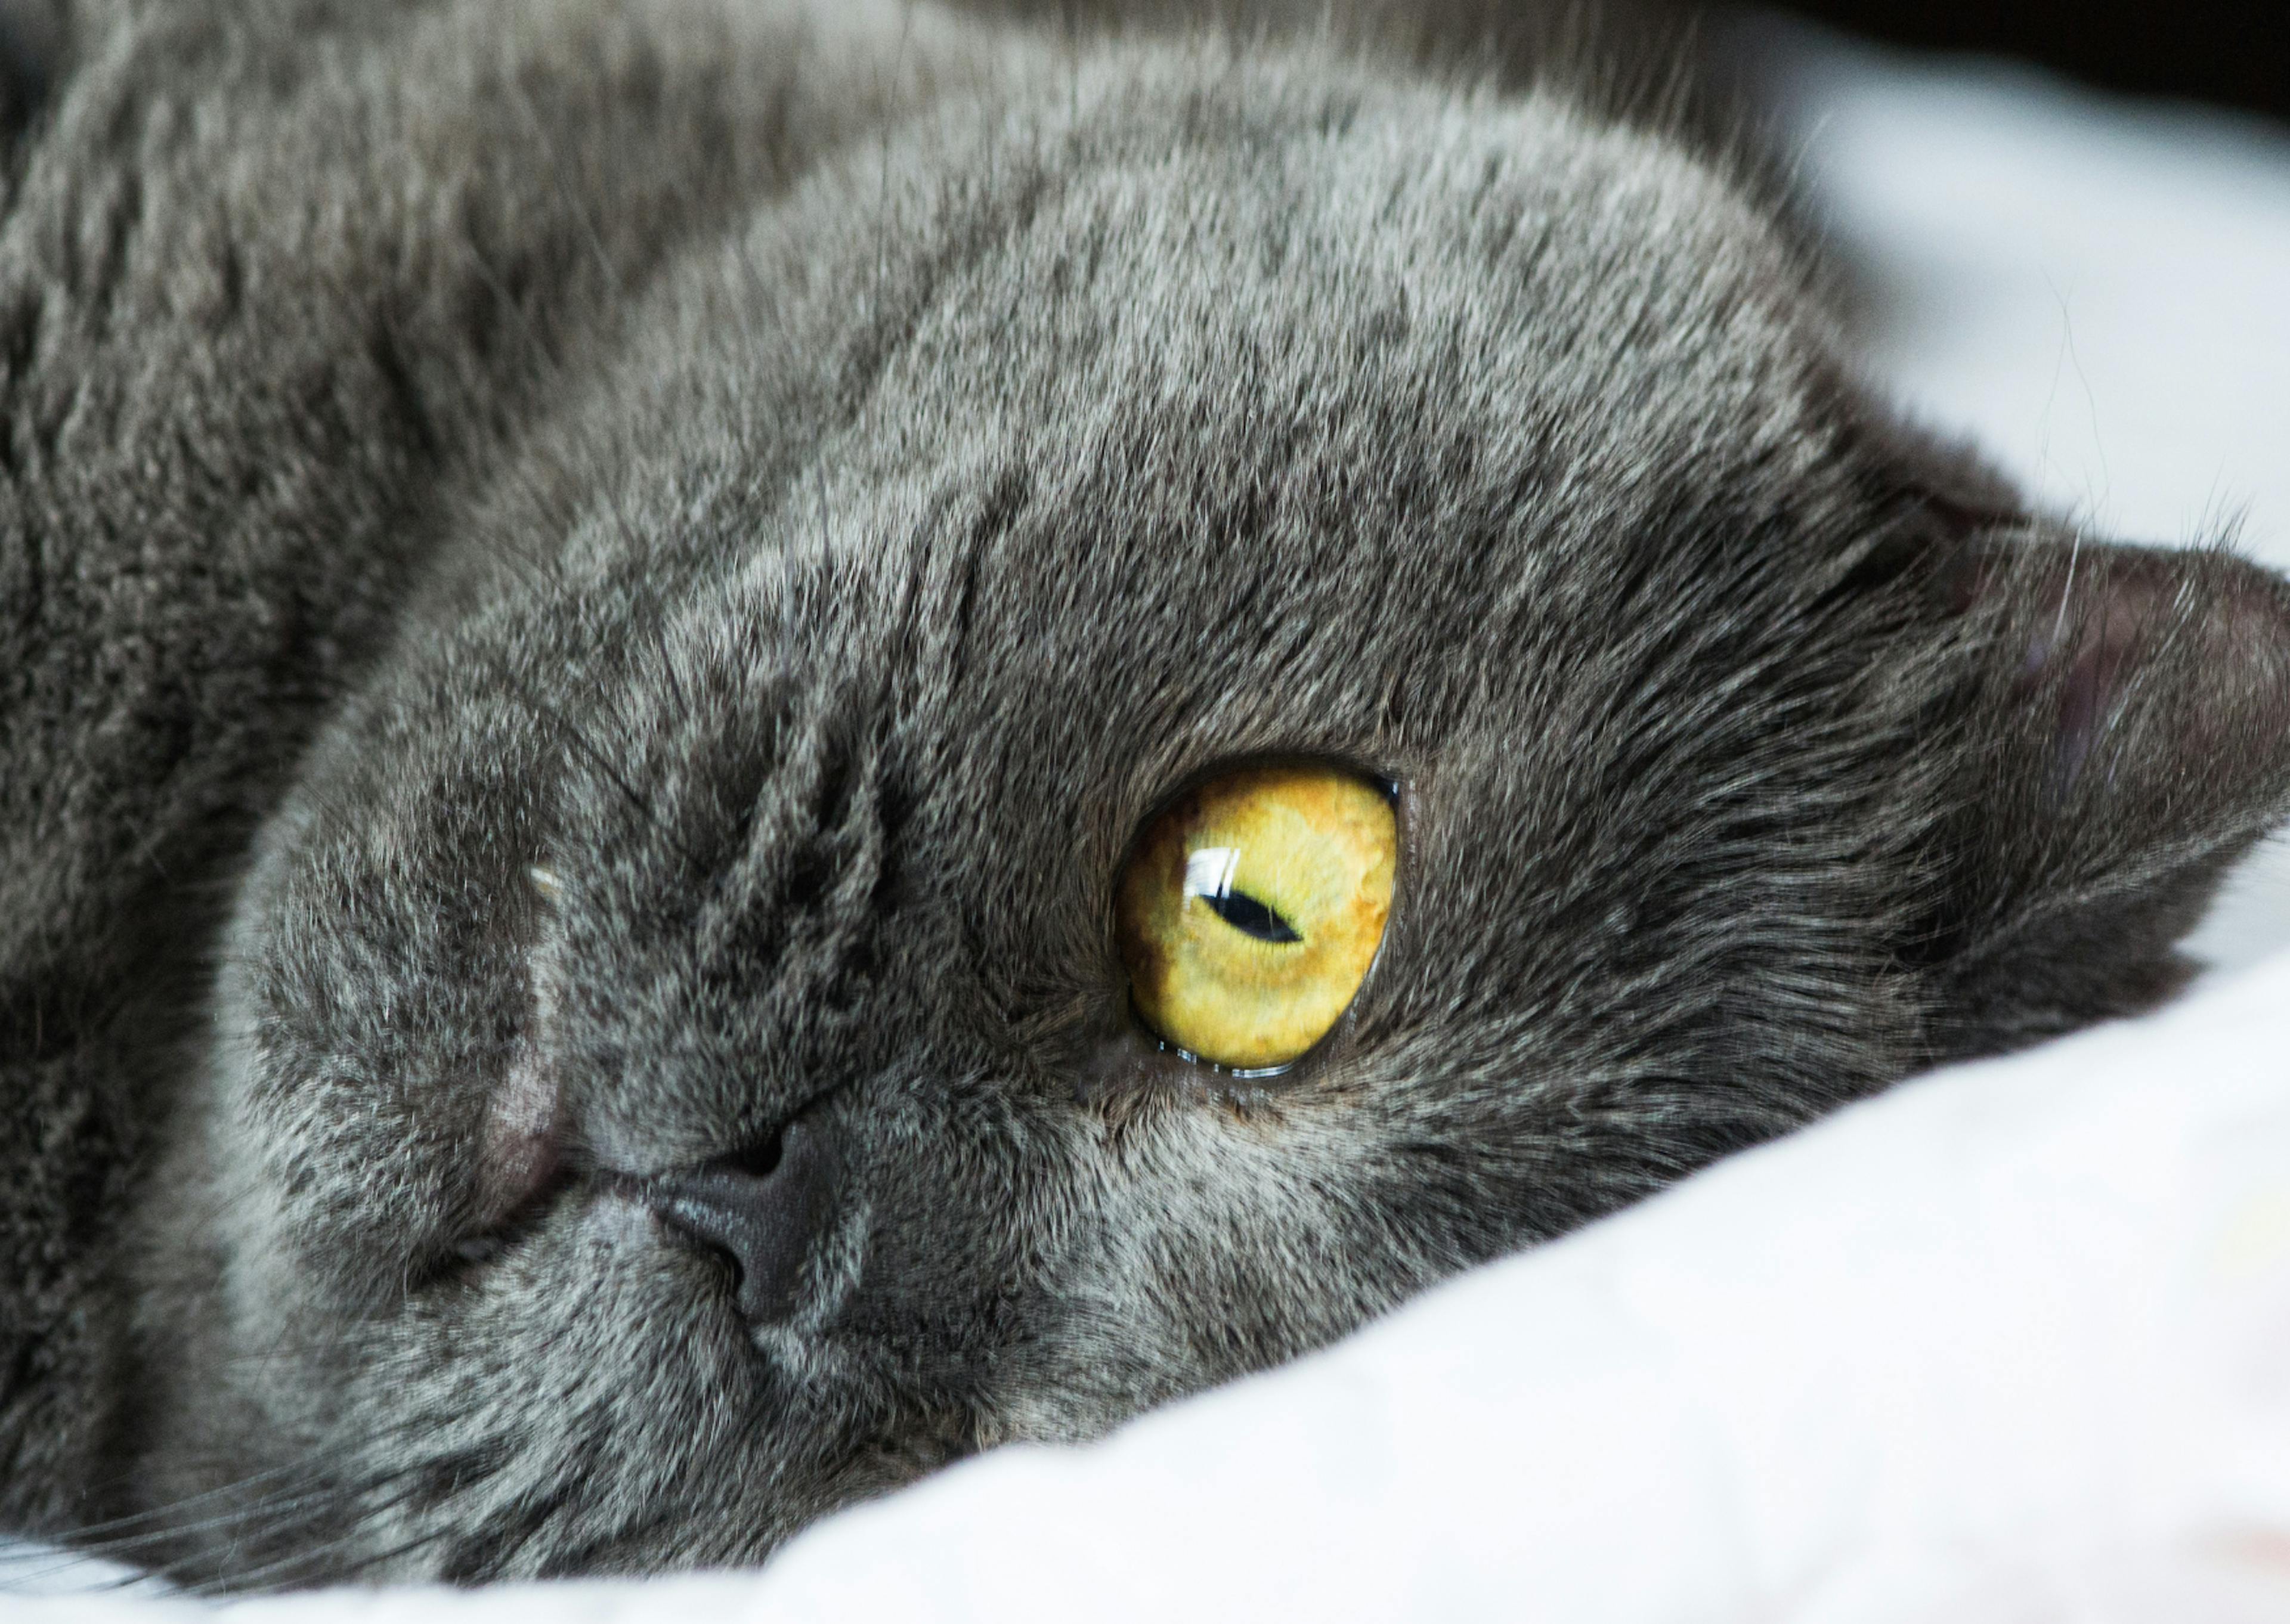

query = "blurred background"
1762;0;2287;122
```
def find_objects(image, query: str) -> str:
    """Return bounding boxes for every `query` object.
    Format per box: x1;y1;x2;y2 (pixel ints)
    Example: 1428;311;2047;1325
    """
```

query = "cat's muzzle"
630;1120;842;1324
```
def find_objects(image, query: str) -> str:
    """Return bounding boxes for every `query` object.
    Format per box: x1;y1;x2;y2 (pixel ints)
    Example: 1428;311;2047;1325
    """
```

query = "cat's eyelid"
528;865;567;900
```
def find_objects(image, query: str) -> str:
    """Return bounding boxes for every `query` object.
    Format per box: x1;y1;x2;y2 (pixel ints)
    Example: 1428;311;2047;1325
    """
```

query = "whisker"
187;1479;465;1598
48;1411;456;1583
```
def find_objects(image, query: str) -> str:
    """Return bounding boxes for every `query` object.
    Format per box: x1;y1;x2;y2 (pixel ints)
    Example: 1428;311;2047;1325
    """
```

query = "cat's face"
139;52;2290;1586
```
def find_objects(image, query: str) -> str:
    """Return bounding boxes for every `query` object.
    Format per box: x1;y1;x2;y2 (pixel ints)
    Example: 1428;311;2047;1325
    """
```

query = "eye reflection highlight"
1183;847;1243;903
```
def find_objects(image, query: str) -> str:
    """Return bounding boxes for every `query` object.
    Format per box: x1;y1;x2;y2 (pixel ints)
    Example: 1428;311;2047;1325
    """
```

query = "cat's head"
135;39;2290;1586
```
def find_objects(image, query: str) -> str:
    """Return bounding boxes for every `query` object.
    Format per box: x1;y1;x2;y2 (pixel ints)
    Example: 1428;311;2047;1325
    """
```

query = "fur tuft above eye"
1116;764;1396;1071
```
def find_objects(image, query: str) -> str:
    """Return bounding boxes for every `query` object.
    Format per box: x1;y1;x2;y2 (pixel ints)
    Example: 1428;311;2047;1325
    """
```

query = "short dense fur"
4;0;2288;1591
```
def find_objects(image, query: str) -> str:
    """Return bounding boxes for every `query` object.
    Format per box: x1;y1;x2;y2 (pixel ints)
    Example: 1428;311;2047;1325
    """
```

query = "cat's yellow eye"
1116;763;1397;1072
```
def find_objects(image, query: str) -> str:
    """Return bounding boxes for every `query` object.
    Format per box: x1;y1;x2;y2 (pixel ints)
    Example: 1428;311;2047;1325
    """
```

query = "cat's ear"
1920;531;2290;1058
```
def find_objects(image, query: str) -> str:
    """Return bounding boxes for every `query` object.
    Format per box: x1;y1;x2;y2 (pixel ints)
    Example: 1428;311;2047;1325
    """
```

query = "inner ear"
1962;537;2290;817
1988;545;2235;804
1923;531;2290;1056
0;1;64;146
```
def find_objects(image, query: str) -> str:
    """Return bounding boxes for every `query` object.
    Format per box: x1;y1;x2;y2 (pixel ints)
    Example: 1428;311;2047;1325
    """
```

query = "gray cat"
4;0;2288;1592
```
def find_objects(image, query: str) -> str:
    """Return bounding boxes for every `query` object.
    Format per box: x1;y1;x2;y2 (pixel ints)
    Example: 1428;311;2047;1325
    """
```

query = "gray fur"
4;0;2288;1590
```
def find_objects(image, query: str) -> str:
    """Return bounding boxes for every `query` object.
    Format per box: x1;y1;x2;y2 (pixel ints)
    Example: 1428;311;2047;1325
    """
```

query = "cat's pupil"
1197;888;1303;944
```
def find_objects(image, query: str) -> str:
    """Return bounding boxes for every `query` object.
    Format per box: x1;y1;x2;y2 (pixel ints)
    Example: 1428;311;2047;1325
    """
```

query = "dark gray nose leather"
645;1121;838;1324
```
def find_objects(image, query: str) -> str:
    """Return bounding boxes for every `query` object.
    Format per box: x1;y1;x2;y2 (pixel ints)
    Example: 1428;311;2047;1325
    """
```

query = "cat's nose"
642;1120;838;1324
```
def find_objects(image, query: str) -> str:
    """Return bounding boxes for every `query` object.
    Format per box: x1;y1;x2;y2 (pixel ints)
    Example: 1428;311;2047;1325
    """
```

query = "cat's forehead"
722;70;1858;746
859;63;1830;470
604;53;1883;893
766;69;1850;667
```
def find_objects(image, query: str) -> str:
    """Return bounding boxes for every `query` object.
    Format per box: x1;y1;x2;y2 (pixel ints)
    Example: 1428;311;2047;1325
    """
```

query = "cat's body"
5;0;2289;1591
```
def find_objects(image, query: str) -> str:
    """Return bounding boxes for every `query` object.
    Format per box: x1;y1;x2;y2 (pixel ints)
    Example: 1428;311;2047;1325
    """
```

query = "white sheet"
8;23;2289;1620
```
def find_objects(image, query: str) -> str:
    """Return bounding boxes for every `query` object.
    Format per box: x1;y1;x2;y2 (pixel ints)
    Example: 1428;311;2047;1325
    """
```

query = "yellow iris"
1115;763;1397;1071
